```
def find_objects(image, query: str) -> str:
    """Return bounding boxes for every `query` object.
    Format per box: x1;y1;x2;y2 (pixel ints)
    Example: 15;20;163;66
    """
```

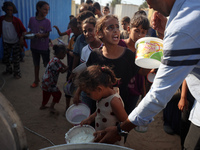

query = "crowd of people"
0;0;200;149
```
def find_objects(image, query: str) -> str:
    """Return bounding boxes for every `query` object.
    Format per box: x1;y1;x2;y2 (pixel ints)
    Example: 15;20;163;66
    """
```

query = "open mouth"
113;35;119;41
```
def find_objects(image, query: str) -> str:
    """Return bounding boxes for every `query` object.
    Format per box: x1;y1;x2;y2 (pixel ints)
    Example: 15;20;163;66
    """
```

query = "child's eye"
107;25;114;30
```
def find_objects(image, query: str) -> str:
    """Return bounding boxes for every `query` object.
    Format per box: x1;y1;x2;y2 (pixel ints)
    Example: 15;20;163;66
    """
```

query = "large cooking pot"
40;143;134;150
0;92;28;150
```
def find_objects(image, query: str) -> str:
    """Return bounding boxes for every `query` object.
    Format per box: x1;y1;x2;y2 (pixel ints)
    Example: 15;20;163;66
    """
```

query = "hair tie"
101;67;105;71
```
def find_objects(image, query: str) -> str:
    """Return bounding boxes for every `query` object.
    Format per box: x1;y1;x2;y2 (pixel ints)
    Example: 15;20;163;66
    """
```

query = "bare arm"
178;80;188;111
53;25;68;36
110;97;128;122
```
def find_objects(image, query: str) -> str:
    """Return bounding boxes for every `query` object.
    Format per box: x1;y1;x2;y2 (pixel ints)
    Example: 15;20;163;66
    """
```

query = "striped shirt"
129;0;200;127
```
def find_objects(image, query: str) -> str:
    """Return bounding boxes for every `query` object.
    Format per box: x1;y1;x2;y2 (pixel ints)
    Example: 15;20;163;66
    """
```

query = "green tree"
139;1;148;10
111;0;121;7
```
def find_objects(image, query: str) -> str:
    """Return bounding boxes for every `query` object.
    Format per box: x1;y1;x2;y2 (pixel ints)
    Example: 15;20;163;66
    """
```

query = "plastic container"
63;81;77;97
24;33;35;39
65;125;95;144
134;125;148;133
147;72;156;83
66;103;90;125
135;37;163;69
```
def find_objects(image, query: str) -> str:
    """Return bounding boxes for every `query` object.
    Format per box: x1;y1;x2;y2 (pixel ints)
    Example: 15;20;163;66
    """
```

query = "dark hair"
103;6;110;10
76;65;117;91
93;2;101;11
121;16;130;24
77;10;95;22
134;10;147;17
82;17;96;28
2;1;18;14
130;15;150;30
69;18;78;27
53;45;66;56
36;1;49;16
86;0;93;4
79;3;89;13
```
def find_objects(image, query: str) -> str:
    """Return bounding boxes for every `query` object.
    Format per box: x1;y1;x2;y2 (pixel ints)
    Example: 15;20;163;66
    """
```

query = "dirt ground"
0;38;182;150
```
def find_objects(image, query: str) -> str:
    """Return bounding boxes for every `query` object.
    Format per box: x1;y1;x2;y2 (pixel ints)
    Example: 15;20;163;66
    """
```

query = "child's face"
77;19;83;33
121;21;129;30
71;26;80;37
58;51;66;59
102;8;110;15
6;6;14;17
82;23;96;43
84;88;102;101
100;18;120;45
129;25;148;43
38;4;49;17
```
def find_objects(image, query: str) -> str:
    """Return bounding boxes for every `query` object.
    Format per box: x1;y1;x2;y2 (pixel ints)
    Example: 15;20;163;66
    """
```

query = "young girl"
28;1;52;88
74;15;149;116
119;14;150;113
77;65;128;145
40;45;68;113
0;1;27;79
80;17;103;63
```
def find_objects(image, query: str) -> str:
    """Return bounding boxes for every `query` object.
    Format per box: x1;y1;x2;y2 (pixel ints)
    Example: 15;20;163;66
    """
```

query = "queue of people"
0;0;199;149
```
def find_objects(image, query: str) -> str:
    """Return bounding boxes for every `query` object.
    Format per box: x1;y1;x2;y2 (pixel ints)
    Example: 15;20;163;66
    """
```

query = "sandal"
30;82;39;88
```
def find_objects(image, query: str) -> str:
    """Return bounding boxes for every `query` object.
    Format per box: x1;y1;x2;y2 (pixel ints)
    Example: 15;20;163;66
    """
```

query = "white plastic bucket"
147;72;156;83
65;125;95;144
63;81;77;97
66;103;90;125
135;37;163;69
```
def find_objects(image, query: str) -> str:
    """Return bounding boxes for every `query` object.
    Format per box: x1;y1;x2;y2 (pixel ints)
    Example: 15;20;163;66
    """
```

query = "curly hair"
76;65;117;91
2;1;18;14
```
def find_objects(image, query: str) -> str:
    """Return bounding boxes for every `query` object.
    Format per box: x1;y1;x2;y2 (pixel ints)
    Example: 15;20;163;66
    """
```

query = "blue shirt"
73;34;87;56
129;0;200;127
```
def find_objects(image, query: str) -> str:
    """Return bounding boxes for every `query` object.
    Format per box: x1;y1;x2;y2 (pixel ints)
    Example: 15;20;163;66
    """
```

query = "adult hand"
94;126;121;144
151;11;167;39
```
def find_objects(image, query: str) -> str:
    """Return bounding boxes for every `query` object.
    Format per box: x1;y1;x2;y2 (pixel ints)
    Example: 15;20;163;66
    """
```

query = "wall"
0;0;71;59
114;4;139;30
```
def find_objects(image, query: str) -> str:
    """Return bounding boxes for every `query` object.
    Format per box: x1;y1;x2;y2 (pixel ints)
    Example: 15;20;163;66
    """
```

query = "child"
0;1;27;79
73;15;149;116
119;14;150;114
120;16;130;39
65;18;81;111
70;11;95;75
80;17;103;63
102;6;110;16
40;45;68;113
78;65;128;145
92;2;103;18
28;1;52;88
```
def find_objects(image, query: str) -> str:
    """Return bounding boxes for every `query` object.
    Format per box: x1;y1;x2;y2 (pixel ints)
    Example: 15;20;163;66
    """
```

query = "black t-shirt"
86;48;140;104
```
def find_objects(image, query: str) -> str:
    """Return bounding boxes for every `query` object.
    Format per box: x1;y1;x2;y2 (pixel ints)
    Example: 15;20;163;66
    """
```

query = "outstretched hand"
93;126;121;144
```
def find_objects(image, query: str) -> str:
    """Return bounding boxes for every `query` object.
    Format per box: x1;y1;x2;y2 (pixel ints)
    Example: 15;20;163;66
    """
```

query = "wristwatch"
117;122;128;143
